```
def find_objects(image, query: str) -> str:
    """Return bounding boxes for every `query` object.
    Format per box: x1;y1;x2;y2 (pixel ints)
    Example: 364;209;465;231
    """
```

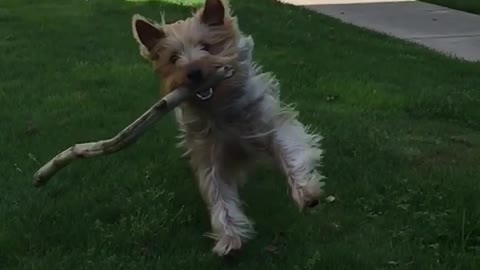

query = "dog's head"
132;0;245;105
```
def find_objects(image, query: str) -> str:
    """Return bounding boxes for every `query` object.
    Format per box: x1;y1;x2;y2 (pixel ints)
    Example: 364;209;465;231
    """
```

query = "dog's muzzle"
194;66;234;101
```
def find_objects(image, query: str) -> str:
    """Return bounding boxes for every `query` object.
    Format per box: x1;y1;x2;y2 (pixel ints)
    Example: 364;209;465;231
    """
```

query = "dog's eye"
170;53;179;64
200;43;211;52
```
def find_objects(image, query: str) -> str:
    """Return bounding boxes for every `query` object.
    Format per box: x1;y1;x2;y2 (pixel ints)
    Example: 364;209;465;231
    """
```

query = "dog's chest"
177;104;272;155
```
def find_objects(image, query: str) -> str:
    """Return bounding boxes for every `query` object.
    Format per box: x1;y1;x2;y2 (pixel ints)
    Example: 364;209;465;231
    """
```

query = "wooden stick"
33;65;234;187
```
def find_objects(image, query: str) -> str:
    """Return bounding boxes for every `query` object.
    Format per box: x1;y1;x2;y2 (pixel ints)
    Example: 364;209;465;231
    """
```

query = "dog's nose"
187;69;203;83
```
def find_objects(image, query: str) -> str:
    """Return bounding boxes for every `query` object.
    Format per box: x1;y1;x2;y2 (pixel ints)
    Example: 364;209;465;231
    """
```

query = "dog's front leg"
190;144;254;256
271;118;326;211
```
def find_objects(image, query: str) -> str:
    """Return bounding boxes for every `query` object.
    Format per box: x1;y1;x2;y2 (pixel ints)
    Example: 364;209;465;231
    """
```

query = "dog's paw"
292;177;325;211
212;234;242;256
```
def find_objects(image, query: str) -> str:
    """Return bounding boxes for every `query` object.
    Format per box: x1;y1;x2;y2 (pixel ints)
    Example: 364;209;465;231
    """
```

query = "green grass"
423;0;480;14
1;0;480;269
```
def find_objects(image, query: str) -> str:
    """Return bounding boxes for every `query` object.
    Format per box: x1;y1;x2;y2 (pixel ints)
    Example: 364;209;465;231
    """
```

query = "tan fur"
132;0;325;256
133;2;240;98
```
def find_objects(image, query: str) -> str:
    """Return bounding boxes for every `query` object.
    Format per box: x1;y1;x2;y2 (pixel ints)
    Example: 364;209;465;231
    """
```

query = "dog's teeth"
196;88;213;100
225;69;234;78
224;66;234;78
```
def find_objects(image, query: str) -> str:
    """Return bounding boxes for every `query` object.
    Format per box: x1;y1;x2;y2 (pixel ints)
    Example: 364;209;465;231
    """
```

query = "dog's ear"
201;0;225;26
132;14;165;58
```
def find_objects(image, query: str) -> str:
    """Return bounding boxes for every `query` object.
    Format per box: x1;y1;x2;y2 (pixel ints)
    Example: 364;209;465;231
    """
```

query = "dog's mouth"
193;66;233;101
196;87;214;100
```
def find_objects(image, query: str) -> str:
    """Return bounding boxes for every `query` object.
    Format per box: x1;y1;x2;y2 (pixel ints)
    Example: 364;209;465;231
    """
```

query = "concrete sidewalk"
279;0;480;61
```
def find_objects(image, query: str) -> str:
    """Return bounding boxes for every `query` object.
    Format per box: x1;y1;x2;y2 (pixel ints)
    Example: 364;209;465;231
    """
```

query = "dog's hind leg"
271;116;326;211
190;144;254;256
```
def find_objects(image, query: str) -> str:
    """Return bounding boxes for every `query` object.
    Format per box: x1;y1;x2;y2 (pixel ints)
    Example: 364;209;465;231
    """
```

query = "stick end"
32;173;46;188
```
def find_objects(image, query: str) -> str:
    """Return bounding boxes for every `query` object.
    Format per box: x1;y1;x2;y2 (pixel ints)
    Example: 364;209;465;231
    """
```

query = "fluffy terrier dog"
132;0;325;256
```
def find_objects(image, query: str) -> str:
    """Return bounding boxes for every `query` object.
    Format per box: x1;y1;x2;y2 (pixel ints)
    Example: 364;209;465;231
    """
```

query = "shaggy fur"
132;0;325;256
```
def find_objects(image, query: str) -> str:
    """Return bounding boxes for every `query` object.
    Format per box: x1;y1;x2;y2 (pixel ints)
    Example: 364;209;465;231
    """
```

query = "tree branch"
33;65;234;187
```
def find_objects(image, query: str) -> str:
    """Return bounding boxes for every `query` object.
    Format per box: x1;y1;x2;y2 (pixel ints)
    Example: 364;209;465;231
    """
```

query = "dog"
132;0;325;256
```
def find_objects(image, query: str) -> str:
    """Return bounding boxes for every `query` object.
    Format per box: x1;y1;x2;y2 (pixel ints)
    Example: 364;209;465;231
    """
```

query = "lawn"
423;0;480;14
1;0;480;269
